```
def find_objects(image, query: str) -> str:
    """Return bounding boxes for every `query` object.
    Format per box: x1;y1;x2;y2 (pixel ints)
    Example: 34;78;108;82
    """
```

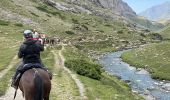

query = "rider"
11;29;52;89
32;29;39;40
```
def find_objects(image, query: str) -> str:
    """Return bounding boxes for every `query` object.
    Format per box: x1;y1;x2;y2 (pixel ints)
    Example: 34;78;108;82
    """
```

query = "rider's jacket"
18;39;44;64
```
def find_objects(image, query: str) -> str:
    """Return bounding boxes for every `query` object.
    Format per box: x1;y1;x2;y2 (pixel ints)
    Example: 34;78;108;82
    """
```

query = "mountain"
43;0;136;19
139;1;170;23
43;0;164;30
85;0;137;17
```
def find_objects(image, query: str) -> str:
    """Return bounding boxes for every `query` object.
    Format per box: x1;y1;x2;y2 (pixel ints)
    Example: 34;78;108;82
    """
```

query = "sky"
122;0;170;14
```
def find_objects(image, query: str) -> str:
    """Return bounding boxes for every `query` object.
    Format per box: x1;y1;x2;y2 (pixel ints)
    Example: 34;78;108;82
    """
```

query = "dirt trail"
0;86;24;100
58;45;87;99
0;55;18;78
0;55;24;100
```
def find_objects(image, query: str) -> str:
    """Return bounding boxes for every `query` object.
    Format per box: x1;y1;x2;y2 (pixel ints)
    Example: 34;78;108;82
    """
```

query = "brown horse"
19;68;51;100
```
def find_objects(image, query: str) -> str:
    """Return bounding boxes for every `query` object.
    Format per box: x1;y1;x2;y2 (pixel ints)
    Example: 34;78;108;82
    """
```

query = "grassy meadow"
122;41;170;80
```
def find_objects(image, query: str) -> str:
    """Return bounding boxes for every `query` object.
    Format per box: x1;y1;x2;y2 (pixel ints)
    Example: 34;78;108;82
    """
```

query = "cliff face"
88;0;136;17
45;0;136;18
42;0;164;30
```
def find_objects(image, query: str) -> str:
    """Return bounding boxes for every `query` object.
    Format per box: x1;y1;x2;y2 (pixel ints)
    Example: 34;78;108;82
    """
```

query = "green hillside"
160;25;170;40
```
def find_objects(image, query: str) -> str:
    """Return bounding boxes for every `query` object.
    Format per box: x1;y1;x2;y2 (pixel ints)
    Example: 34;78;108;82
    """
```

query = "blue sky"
122;0;170;13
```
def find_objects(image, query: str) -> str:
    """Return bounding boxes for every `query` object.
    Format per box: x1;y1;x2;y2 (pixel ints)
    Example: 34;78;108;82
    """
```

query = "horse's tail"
34;73;44;100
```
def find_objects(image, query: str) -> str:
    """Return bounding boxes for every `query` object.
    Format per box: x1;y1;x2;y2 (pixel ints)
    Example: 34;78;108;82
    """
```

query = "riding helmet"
23;30;33;38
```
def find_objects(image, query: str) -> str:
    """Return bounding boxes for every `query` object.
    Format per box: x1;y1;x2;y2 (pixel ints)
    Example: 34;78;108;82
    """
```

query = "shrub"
105;24;112;27
150;33;163;40
36;5;65;19
14;23;23;27
72;18;79;24
65;31;75;35
81;25;88;30
65;59;102;80
117;30;123;34
0;20;9;26
30;12;39;17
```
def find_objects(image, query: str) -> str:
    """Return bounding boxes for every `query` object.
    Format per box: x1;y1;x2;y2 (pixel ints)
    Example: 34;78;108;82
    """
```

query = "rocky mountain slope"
139;1;170;23
42;0;164;30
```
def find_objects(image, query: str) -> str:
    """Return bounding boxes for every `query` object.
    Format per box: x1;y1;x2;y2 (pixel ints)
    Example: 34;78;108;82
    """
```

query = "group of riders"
11;29;52;89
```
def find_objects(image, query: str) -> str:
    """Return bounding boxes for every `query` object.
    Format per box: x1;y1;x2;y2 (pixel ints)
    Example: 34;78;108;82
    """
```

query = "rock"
125;80;131;83
162;83;170;91
136;69;149;75
132;90;138;93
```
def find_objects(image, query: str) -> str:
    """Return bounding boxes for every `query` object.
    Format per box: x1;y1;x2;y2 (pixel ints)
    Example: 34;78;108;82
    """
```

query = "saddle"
13;63;43;88
12;63;52;90
20;63;42;73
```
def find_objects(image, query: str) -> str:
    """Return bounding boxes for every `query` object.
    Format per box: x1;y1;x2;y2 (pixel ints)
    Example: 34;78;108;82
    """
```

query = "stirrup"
11;73;21;89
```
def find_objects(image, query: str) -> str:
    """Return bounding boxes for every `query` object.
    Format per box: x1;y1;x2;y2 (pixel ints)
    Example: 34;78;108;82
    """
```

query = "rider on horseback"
11;29;52;89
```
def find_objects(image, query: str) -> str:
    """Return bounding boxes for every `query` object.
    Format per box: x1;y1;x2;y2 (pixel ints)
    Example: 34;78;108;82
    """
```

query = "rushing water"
99;50;170;100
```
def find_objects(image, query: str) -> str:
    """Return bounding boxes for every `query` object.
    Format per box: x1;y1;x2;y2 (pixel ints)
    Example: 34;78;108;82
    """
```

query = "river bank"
121;42;170;81
99;50;170;100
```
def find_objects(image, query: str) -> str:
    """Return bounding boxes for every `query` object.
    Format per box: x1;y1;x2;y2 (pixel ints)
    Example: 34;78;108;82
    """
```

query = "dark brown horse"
19;68;51;100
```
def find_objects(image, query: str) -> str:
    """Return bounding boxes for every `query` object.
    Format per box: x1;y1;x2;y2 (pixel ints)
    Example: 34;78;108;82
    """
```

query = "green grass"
122;41;170;80
160;26;170;40
41;47;54;71
79;73;143;100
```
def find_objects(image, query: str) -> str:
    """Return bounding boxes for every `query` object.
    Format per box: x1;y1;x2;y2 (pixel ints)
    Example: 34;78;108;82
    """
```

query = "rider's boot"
11;71;21;89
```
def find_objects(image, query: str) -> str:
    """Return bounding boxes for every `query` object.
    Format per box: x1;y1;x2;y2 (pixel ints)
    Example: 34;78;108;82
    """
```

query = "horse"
18;68;51;100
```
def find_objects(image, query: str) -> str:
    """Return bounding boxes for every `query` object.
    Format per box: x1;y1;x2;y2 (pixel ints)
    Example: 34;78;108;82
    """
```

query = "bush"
65;59;102;80
65;31;75;35
150;33;163;40
117;30;123;34
81;25;88;30
0;20;9;26
30;12;39;17
14;23;23;27
105;24;112;27
36;5;65;19
72;18;79;24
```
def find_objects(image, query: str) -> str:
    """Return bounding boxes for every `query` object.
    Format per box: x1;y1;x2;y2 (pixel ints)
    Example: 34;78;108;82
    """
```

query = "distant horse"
19;68;51;100
48;37;60;45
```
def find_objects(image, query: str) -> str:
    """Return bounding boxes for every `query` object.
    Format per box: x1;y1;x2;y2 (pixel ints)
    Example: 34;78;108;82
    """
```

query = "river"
99;50;170;100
